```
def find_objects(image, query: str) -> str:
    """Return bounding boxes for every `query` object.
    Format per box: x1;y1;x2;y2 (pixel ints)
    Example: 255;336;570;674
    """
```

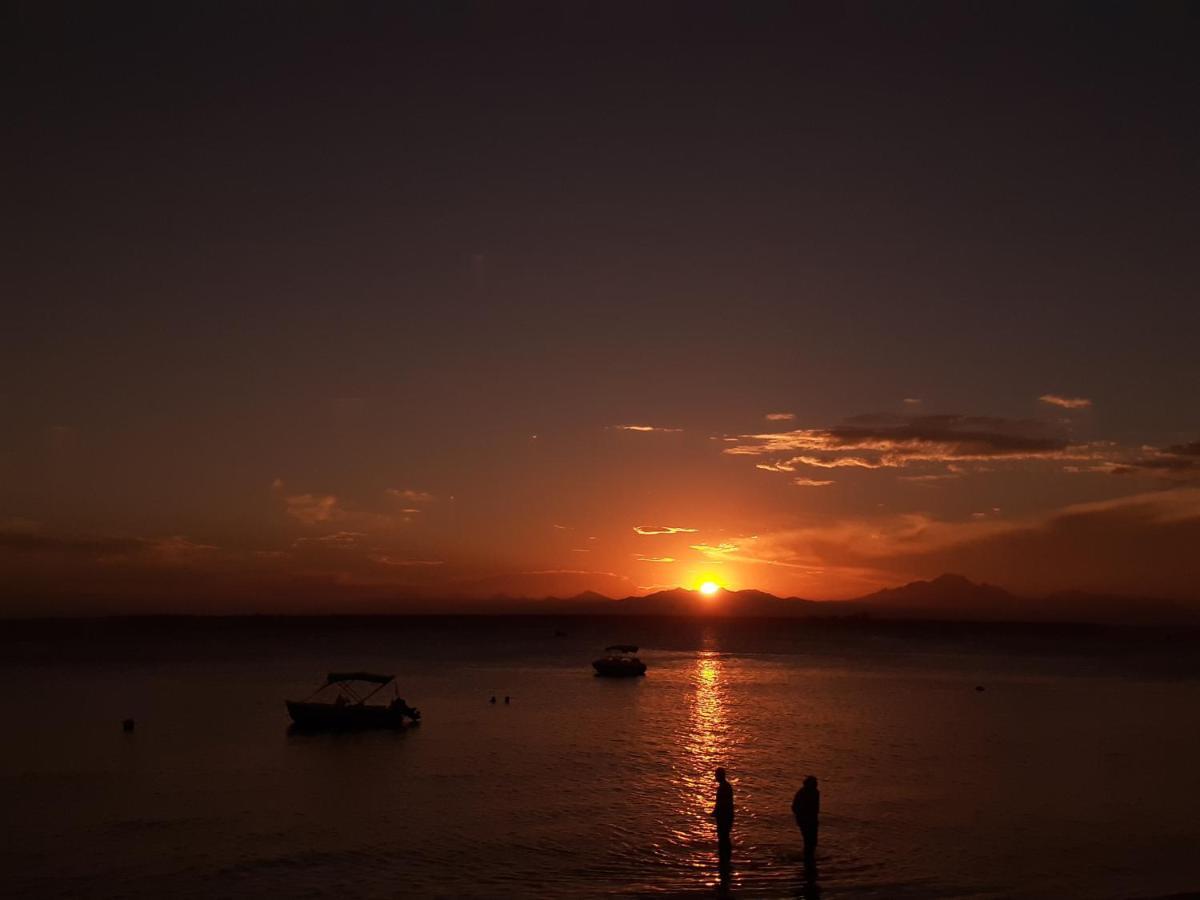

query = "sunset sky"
5;4;1199;613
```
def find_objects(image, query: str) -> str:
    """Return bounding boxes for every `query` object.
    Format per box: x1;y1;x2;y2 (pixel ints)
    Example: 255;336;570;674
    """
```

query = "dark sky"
4;3;1199;611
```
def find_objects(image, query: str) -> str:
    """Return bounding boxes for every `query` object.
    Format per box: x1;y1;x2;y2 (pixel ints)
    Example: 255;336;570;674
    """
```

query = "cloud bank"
728;414;1102;480
718;488;1200;599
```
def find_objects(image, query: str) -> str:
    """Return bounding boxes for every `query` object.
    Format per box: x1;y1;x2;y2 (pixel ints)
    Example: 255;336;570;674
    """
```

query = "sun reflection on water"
688;652;728;787
671;639;736;879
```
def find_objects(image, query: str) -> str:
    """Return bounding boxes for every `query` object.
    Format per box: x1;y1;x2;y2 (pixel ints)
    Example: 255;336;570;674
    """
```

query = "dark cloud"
0;530;145;555
726;414;1094;472
1164;441;1200;457
0;529;218;568
822;415;1070;456
1106;441;1200;480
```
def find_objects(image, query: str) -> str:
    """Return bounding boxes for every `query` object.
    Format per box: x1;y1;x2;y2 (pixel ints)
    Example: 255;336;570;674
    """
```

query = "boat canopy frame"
326;672;394;685
304;672;397;705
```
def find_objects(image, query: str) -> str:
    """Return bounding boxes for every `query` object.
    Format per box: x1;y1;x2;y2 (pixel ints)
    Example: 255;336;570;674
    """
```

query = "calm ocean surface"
2;616;1198;899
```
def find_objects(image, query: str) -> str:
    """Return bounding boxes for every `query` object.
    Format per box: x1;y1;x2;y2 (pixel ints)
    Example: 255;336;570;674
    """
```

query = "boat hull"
286;700;413;731
592;658;647;677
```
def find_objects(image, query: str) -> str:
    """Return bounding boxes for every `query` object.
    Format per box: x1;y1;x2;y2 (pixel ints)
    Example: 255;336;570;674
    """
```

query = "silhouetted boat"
593;644;647;677
286;672;421;730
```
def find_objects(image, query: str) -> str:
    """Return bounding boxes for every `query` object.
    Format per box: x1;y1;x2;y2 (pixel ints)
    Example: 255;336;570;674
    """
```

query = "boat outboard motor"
391;697;421;721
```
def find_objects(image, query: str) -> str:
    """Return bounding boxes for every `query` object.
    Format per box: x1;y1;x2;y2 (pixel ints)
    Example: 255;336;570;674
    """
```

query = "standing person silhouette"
710;767;734;872
792;775;820;861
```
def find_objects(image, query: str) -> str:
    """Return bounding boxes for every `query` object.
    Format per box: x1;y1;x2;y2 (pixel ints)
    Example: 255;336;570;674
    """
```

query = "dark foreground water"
2;616;1199;899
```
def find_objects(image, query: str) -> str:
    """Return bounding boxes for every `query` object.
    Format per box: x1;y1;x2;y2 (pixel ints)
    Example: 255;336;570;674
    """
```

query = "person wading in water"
710;767;734;873
792;775;820;861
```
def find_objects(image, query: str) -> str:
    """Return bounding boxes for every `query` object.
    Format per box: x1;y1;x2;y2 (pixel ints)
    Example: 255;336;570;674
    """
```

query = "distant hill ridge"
531;574;1195;625
854;573;1014;610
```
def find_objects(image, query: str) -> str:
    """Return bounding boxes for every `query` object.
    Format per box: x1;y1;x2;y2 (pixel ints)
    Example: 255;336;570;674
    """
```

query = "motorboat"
592;644;647;677
286;671;421;730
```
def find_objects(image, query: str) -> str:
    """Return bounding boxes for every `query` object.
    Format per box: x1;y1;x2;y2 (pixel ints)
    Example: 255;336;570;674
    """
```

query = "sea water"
2;616;1198;898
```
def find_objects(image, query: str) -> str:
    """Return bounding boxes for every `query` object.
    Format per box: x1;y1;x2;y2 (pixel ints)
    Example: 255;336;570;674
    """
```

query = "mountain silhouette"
609;587;819;616
849;574;1193;623
853;573;1015;614
566;590;612;604
525;574;1197;625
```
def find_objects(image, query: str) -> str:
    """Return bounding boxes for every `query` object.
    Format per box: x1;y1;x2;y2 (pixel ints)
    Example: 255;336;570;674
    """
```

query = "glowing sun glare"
699;581;720;596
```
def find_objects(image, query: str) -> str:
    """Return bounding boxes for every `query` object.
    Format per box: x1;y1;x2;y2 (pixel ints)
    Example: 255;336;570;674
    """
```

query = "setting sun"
699;581;720;596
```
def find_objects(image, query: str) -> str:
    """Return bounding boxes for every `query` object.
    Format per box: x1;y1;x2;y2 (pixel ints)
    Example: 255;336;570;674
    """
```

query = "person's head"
804;775;818;790
715;767;726;783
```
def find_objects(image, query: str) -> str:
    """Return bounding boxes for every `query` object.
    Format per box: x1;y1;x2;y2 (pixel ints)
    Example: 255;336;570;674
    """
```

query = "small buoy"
504;695;511;705
975;685;985;692
122;718;135;732
489;695;496;704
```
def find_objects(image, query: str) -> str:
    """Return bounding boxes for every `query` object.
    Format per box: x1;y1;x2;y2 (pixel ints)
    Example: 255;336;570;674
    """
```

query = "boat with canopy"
592;645;647;677
286;672;421;730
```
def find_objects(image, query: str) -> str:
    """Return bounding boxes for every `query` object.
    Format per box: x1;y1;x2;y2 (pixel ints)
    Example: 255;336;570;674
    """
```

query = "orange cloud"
633;525;698;535
283;493;340;525
1039;394;1092;409
765;412;795;421
146;536;219;563
786;455;882;469
611;424;684;433
370;556;445;567
792;477;834;487
691;542;739;556
634;554;675;563
385;488;436;503
293;531;367;547
274;481;422;531
272;479;343;525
